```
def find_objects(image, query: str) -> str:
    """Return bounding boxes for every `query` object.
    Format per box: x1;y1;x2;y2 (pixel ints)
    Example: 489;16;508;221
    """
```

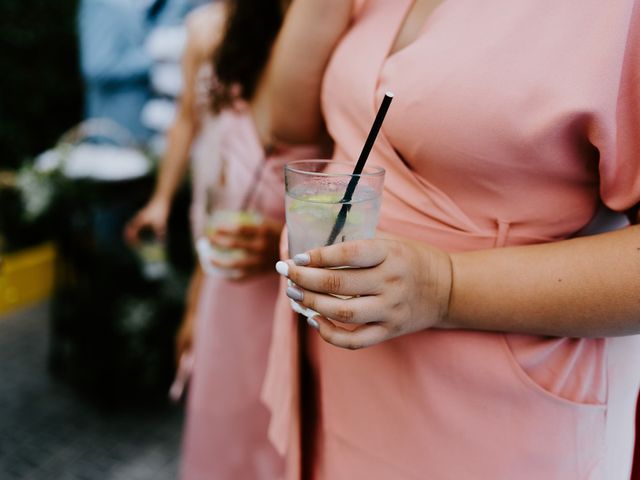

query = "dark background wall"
0;0;83;169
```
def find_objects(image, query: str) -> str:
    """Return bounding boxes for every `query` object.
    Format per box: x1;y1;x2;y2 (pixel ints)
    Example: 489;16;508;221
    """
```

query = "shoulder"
185;2;227;59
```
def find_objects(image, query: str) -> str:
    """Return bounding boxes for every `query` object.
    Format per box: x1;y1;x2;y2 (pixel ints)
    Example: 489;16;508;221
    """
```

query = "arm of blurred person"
125;3;226;244
253;0;354;146
175;265;203;364
78;0;153;84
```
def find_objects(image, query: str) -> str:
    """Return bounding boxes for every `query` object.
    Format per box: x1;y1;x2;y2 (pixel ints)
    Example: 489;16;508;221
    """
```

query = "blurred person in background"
126;0;319;478
78;0;197;142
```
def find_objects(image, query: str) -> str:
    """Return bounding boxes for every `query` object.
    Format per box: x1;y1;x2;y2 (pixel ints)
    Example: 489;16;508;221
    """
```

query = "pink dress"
262;1;640;479
180;5;313;478
182;99;320;480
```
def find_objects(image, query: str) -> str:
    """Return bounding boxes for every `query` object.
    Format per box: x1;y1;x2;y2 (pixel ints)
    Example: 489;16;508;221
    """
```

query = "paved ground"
0;302;184;480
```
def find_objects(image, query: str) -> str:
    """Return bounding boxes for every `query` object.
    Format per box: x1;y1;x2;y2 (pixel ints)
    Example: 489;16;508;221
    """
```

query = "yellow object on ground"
0;243;56;315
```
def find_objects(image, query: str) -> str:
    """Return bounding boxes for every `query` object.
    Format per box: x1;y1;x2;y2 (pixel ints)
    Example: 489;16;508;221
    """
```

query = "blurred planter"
0;170;55;253
2;120;194;407
0;243;56;315
48;172;185;408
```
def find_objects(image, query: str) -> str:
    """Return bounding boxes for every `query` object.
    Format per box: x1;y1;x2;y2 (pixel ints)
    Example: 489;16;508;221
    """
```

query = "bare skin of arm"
254;0;354;146
176;265;204;364
125;4;226;244
447;210;639;337
447;225;640;337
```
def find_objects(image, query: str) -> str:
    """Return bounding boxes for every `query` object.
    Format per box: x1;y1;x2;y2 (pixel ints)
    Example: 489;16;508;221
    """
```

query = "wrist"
149;194;171;211
447;251;484;330
436;250;455;329
443;251;476;331
413;241;454;331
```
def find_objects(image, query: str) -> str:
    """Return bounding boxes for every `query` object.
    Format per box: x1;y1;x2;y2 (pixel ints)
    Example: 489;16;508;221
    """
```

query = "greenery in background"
0;1;194;406
0;166;60;252
0;0;83;169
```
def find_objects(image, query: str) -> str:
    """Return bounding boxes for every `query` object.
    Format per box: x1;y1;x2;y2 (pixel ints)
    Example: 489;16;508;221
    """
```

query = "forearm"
185;265;204;315
150;12;213;205
447;225;640;337
264;0;353;144
150;117;196;205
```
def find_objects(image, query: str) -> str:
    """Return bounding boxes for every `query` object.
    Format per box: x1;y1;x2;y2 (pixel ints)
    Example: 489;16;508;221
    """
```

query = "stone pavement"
0;302;184;480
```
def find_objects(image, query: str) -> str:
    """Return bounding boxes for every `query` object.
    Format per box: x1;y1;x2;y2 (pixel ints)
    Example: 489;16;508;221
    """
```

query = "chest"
320;0;638;237
327;0;631;168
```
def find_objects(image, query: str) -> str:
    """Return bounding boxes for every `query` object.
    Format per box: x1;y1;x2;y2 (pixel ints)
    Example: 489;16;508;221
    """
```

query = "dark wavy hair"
211;0;284;111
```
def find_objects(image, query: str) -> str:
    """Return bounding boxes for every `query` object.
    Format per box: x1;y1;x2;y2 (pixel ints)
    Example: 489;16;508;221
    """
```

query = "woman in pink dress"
128;1;318;478
260;0;640;478
179;1;322;479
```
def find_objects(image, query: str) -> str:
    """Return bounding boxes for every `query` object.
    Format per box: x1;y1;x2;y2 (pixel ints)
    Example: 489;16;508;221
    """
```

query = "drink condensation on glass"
284;160;385;258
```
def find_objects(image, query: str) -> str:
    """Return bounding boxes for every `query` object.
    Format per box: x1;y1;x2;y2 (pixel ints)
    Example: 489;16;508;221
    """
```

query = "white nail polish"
275;261;289;276
286;286;304;301
196;238;219;277
290;299;305;315
307;317;319;330
293;253;310;266
287;279;294;287
289;299;319;319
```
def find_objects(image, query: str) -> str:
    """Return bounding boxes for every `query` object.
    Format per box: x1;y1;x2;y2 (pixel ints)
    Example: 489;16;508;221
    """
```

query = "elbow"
254;83;326;146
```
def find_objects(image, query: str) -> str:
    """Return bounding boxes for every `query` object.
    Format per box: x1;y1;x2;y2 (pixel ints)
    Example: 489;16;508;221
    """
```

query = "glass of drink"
136;228;169;280
284;160;385;258
284;160;384;314
196;186;263;278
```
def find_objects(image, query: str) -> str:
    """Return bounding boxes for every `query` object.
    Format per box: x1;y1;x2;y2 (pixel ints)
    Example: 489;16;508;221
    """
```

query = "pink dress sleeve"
598;4;640;212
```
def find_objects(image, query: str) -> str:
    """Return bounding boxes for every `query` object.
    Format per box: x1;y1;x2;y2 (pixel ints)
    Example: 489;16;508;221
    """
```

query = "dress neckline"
384;0;448;63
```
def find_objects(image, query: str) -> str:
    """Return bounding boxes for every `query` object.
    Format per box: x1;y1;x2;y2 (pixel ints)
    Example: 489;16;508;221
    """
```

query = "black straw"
325;92;393;246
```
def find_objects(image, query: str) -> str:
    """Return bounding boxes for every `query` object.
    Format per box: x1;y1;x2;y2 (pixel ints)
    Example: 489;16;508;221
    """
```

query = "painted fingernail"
307;317;319;330
290;299;305;315
293;253;310;266
287;279;294;287
286;286;303;301
275;261;289;276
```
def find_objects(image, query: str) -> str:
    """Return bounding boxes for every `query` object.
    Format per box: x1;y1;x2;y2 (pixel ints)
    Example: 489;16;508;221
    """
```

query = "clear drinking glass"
196;186;263;278
136;228;169;280
284;160;385;258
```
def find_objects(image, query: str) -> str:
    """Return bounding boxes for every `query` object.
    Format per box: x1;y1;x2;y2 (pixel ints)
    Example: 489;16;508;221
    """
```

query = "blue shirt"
78;0;197;142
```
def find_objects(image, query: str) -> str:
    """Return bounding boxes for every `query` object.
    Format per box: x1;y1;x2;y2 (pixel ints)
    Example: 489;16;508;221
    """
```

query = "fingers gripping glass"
197;149;270;278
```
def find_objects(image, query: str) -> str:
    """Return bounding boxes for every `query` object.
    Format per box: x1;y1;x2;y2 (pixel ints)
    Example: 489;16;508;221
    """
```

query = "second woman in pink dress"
180;1;320;479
